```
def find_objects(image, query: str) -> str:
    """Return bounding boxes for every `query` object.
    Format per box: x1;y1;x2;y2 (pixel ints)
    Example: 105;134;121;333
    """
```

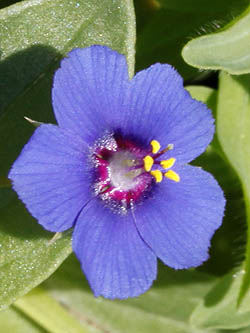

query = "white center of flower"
108;151;142;191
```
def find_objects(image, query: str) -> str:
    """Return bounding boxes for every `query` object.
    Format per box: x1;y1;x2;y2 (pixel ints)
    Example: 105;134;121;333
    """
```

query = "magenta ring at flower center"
92;135;153;210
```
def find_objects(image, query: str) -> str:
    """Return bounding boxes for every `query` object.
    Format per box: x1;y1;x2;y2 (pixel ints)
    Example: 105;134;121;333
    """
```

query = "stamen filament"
154;144;174;159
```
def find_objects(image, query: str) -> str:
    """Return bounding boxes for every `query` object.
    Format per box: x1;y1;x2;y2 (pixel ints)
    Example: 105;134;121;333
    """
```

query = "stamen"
154;143;174;159
143;155;154;172
164;170;180;182
150;140;161;154
160;158;176;170
160;143;174;154
150;170;163;183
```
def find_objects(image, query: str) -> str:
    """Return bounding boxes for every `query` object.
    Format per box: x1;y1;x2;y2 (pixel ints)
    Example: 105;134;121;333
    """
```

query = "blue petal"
72;199;157;299
134;165;225;269
122;64;214;163
9;124;92;232
52;45;129;143
53;46;213;163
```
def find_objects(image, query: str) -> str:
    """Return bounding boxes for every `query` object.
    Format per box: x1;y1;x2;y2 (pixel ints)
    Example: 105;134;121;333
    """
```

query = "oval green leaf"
135;0;248;79
216;72;250;307
190;270;250;330
0;0;135;309
182;7;250;75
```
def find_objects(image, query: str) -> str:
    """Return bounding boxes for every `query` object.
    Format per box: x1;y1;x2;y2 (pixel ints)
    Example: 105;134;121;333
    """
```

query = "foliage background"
1;0;250;331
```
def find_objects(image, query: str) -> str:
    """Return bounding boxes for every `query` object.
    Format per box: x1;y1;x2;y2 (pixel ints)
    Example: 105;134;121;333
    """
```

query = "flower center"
92;134;180;213
108;151;142;191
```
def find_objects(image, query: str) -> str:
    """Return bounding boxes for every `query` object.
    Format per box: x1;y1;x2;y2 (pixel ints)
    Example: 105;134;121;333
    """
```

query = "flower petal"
122;64;214;163
134;165;225;269
9;124;92;232
73;199;157;299
52;45;129;143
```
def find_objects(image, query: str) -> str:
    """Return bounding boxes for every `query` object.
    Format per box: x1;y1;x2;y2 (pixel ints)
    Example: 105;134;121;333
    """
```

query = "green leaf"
0;0;135;120
157;0;249;13
235;326;250;333
182;7;250;75
186;86;246;277
183;85;249;330
0;189;72;311
13;287;89;333
42;254;217;333
185;86;217;110
190;270;250;330
135;0;248;79
0;0;135;309
0;306;46;333
216;72;250;306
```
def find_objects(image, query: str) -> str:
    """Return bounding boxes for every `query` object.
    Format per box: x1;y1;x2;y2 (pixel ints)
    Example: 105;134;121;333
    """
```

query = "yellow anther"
143;155;154;172
164;170;180;182
160;158;176;170
150;140;161;154
150;170;163;183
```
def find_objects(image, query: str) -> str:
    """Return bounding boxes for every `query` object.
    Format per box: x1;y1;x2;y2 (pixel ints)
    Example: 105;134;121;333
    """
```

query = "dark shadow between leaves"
0;0;23;10
0;44;63;240
0;44;63;177
0;44;62;119
0;189;56;240
154;261;214;288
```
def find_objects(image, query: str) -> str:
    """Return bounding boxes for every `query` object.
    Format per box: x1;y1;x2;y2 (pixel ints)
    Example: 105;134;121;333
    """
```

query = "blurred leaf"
182;7;250;75
190;270;250;330
0;0;135;309
216;72;250;306
0;306;46;332
183;86;248;331
14;287;89;332
135;0;248;79
157;0;249;13
42;254;217;333
186;86;246;276
184;81;250;328
234;327;250;333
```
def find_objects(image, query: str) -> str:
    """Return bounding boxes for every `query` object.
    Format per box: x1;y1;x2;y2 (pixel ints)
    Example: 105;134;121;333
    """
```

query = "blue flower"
9;45;225;299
